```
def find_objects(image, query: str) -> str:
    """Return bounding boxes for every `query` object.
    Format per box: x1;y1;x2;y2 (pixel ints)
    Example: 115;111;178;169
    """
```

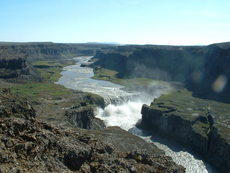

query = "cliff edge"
0;89;185;173
0;56;30;78
138;89;230;173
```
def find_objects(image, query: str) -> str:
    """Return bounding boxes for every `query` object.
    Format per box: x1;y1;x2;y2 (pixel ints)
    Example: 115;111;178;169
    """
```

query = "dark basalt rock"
0;89;185;173
65;104;106;130
186;44;230;103
63;149;91;171
0;57;30;78
91;45;206;81
0;88;35;120
91;42;230;103
138;90;230;173
0;42;116;61
0;42;116;80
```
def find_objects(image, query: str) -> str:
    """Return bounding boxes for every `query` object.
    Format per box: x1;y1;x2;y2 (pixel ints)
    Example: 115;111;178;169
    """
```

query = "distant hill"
0;42;116;61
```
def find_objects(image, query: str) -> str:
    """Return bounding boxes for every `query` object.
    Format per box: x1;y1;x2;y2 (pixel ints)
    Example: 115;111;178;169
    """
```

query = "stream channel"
56;56;216;173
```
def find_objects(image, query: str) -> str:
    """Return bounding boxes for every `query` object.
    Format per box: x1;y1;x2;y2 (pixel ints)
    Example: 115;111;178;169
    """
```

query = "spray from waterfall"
95;81;174;130
57;56;214;173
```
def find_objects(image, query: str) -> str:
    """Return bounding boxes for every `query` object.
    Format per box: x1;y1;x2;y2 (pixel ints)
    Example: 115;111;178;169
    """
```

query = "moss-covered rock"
0;88;35;120
138;89;230;173
0;57;30;78
65;104;105;130
91;42;230;103
0;87;185;173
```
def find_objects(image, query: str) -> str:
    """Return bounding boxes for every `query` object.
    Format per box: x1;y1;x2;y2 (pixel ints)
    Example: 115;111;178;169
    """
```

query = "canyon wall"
0;42;115;79
92;42;230;102
0;42;115;60
0;57;30;78
0;88;185;173
138;90;230;173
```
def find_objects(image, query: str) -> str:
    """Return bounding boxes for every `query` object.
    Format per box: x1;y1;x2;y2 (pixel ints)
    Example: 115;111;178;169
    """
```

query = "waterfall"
57;56;216;173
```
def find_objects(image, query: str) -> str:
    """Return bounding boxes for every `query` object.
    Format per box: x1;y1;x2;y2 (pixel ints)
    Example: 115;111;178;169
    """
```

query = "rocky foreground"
138;89;230;173
0;88;185;173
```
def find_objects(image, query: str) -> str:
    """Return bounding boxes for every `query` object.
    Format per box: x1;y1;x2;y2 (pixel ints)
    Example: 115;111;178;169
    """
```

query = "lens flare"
212;75;228;93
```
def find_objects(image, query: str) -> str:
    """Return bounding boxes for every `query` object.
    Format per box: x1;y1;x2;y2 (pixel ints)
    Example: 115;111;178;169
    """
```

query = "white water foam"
95;98;216;173
129;127;216;173
96;100;145;130
56;56;135;103
57;56;216;173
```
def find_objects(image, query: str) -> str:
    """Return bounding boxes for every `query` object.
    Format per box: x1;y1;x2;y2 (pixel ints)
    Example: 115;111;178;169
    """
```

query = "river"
56;56;216;173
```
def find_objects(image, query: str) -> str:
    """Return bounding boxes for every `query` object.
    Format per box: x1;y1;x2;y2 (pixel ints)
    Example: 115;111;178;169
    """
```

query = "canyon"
0;42;230;172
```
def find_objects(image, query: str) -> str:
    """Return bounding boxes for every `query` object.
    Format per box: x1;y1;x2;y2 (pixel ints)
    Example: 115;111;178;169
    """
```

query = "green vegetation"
10;59;105;110
151;89;230;119
11;60;75;100
93;68;153;88
192;121;210;138
11;82;72;100
31;60;75;82
150;89;230;141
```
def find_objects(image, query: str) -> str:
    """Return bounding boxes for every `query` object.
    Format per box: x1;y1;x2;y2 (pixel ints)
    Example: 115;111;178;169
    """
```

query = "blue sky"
0;0;229;45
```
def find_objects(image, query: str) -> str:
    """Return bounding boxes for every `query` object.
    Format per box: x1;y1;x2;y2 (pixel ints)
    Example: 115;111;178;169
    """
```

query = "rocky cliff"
65;103;105;130
92;45;206;81
2;41;230;102
0;56;30;78
91;42;230;102
138;89;230;173
0;42;115;61
0;89;185;172
186;43;230;103
0;42;116;79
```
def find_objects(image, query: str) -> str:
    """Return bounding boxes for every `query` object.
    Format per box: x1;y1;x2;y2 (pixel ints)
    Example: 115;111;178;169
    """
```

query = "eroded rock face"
92;42;230;103
0;57;30;78
0;88;35;120
91;45;206;81
0;118;185;173
65;103;105;130
139;90;230;173
0;42;114;61
186;44;230;103
0;89;185;173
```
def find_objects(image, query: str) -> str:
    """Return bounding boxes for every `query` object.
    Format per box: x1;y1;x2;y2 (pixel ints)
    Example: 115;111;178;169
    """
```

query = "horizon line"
0;40;229;46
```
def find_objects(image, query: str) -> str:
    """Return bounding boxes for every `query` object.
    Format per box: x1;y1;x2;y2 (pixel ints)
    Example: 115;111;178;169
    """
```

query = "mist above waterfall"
57;56;216;173
57;56;175;132
130;62;171;81
94;81;217;173
96;100;144;130
95;80;174;130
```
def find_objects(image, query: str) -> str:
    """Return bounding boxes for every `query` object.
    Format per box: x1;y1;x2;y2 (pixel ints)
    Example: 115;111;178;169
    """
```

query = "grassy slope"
13;59;228;142
9;59;104;126
150;89;230;142
93;68;154;88
11;60;75;100
93;66;229;142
